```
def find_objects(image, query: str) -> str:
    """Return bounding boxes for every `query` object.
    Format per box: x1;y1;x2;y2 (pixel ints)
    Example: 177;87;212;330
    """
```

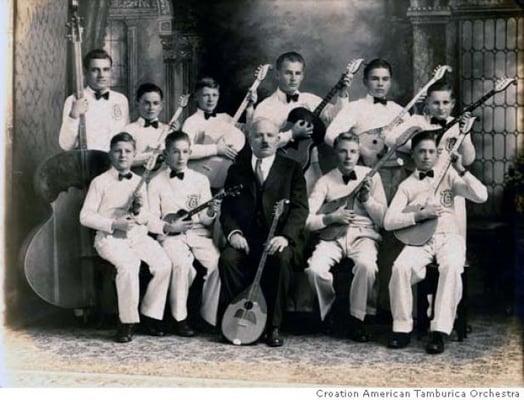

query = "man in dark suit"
218;117;309;347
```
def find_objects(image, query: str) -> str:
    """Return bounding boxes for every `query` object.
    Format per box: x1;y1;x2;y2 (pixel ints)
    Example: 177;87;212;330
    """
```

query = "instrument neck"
313;75;346;116
232;78;263;124
247;212;281;298
441;89;496;133
431;133;468;196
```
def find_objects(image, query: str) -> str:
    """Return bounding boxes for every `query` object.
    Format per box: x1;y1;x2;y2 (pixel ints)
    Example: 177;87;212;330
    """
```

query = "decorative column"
407;1;454;90
159;14;200;120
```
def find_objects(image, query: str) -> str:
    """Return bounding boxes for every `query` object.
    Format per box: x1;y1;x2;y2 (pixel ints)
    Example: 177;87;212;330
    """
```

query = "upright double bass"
20;0;110;309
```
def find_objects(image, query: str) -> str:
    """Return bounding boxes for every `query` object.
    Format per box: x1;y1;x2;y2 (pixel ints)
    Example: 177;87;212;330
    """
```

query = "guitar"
188;64;272;188
394;77;516;246
162;184;243;234
316;124;423;241
221;199;289;345
359;65;451;167
278;58;365;172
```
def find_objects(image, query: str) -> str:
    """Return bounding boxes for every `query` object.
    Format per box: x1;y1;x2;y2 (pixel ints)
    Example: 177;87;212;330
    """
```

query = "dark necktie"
94;91;110;101
373;97;387;105
342;170;357;185
170;171;185;180
204;111;217;120
419;170;434;180
286;93;299;103
144;119;159;129
118;172;132;181
430;117;447;128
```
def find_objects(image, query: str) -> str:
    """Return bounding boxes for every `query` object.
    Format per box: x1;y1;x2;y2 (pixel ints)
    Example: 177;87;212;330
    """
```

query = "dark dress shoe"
349;317;370;343
173;319;196;337
387;332;410;349
426;331;445;354
266;327;284;347
142;316;165;337
115;323;134;343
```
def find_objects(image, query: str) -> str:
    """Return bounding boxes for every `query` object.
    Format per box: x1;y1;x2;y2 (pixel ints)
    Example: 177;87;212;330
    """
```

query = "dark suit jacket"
220;151;308;249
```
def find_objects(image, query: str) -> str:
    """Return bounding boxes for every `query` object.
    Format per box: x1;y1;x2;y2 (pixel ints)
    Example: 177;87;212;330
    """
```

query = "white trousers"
94;233;171;324
389;233;465;335
305;229;379;321
162;232;221;326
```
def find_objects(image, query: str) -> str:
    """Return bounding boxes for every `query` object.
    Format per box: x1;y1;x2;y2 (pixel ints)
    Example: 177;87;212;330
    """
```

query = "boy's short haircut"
165;131;191;150
276;51;306;70
333;131;360;149
426;80;454;98
136;83;164;102
83;49;112;70
110;132;136;150
363;58;392;79
411;130;437;150
195;77;220;92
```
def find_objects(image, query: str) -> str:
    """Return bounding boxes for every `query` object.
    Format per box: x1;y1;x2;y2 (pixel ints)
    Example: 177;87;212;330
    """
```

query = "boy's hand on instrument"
357;177;372;203
291;120;313;140
338;74;353;98
451;151;466;174
230;232;250;254
266;236;289;255
217;139;238;160
69;97;89;119
165;219;193;234
112;217;136;232
246;89;258;105
415;203;442;221
169;120;181;131
207;199;221;217
327;209;356;225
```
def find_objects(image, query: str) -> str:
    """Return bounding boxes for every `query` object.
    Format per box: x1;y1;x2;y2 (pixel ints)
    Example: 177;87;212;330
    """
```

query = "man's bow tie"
430;117;447;128
144;119;159;129
373;97;387;105
286;93;299;103
170;171;185;180
94;91;110;101
419;170;435;180
118;172;132;181
204;111;217;120
342;170;357;185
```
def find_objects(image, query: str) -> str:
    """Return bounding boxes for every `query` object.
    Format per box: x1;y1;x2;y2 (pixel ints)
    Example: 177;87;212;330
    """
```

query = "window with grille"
103;19;129;98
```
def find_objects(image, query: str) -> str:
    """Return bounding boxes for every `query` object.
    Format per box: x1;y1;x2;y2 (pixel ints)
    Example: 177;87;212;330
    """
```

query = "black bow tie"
204;111;216;120
430;117;447;128
170;171;185;180
94;91;110;101
342;170;357;184
286;93;299;103
419;170;434;180
144;119;159;129
373;97;387;105
118;172;132;181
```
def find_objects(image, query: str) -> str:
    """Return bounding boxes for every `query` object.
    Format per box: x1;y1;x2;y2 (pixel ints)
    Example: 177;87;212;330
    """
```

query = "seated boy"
384;130;487;354
148;131;221;336
80;132;171;343
305;132;387;341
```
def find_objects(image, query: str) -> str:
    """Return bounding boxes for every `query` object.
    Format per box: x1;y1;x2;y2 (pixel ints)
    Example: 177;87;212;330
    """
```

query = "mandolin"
161;184;243;235
394;77;516;245
188;64;272;188
278;59;364;172
221;199;288;345
359;65;451;167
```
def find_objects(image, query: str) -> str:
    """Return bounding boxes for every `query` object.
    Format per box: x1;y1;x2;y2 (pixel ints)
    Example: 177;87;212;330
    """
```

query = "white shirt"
148;167;215;236
384;168;488;235
254;88;347;146
250;154;276;183
123;117;168;165
325;94;407;147
307;166;387;232
79;168;151;238
59;87;130;152
182;108;237;159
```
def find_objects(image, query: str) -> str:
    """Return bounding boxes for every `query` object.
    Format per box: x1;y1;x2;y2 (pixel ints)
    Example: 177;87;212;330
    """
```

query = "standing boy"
60;49;129;152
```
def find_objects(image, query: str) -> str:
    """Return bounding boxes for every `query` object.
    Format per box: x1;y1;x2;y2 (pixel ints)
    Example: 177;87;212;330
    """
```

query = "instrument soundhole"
373;139;378;145
243;301;253;310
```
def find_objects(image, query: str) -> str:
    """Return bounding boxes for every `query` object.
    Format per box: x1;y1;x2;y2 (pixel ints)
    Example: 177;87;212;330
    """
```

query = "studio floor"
1;312;522;387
